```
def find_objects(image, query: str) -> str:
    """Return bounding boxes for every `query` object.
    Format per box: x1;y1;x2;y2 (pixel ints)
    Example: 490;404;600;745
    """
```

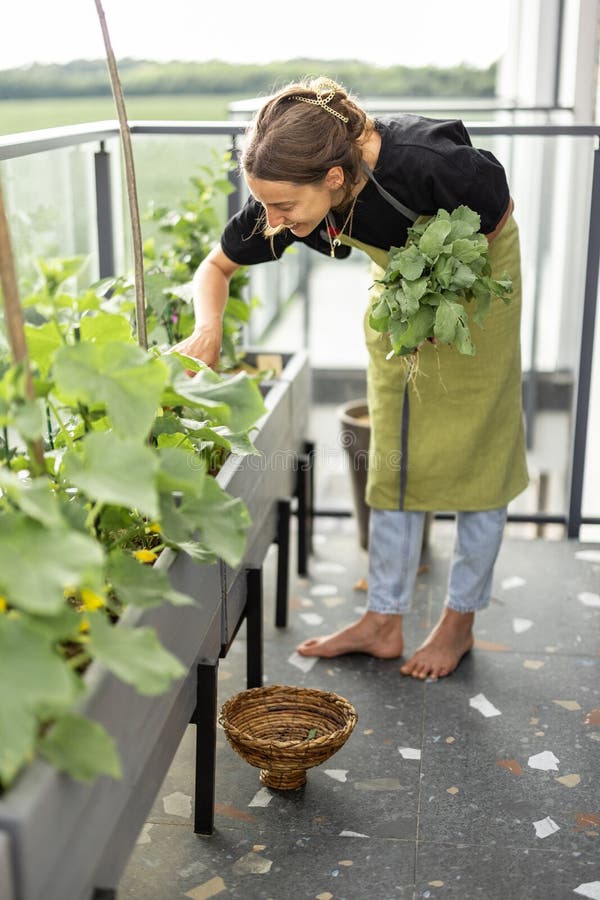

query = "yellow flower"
79;617;90;633
0;597;7;613
133;549;158;564
148;522;161;534
80;588;105;610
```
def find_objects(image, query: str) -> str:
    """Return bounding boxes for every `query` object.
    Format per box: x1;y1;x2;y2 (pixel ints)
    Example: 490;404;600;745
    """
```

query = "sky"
1;0;511;71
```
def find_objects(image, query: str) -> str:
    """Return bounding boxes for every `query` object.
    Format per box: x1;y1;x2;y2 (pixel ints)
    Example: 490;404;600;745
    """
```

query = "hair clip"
292;81;349;123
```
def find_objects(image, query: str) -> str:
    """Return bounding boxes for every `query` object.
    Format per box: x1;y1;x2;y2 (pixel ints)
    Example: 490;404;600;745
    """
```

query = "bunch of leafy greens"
369;206;513;357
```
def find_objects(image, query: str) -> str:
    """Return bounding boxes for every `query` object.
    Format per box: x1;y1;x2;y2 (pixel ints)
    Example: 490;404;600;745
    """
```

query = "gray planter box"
219;349;311;646
0;349;311;900
0;548;221;900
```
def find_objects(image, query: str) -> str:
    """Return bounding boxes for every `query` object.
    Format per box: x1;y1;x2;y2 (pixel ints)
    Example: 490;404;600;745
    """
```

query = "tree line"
0;58;497;100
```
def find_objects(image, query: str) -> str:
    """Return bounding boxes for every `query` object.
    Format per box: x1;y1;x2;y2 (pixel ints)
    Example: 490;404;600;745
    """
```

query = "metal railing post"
567;141;600;538
227;132;241;221
94;142;115;278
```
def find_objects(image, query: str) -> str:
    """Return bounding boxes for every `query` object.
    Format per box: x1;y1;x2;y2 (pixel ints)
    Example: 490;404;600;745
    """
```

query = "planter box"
218;349;310;646
0;349;311;900
0;548;221;900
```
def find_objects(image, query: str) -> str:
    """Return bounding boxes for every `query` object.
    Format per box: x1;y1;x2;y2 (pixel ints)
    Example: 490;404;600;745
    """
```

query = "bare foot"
400;608;474;680
296;612;404;659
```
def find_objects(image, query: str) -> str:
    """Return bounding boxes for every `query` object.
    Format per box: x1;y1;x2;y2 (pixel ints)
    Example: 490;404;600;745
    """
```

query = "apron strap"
361;161;419;223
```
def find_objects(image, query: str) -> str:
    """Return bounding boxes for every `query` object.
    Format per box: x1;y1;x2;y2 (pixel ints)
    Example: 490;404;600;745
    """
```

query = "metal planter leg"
275;498;291;628
193;661;218;835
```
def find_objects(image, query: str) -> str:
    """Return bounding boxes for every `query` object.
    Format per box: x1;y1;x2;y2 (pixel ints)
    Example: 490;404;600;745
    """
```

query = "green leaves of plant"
0;513;105;615
79;312;133;345
52;341;168;440
181;476;251;568
107;550;194;609
63;432;160;519
87;614;186;696
159;473;251;568
38;713;122;782
0;471;64;527
0;615;80;786
372;205;512;357
165;363;266;433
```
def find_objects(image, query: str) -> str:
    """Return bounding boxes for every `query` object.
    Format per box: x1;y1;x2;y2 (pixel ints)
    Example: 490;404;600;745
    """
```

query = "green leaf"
422;291;446;307
454;318;476;355
63;431;160;519
166;540;216;565
156;431;197;454
368;309;391;333
472;286;491;327
143;271;173;311
451;235;488;263
72;289;103;315
157;492;195;546
191;477;251;567
165;365;266;433
24;322;63;376
432;254;457;289
215;429;261;458
20;607;82;641
449;263;477;290
388;317;410;355
13;399;45;442
418;218;451;258
155;445;206;496
0;694;37;789
396;306;436;352
39;713;122;781
0;471;65;527
388;243;426;280
449;205;481;236
52;342;168;440
401;276;429;303
0;615;79;787
434;299;464;344
370;296;390;320
79;312;133;345
0;513;105;614
88;614;186;695
37;256;85;289
107;549;195;608
396;289;420;319
485;274;513;299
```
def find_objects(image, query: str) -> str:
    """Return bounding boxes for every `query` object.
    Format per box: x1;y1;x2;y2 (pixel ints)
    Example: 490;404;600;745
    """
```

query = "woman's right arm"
169;245;242;368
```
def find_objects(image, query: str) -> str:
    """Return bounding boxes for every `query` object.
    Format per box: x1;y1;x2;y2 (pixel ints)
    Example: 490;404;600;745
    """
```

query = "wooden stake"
94;0;148;350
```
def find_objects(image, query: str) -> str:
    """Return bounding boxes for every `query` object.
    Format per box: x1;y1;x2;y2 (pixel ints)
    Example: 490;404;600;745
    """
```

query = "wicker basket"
219;684;358;790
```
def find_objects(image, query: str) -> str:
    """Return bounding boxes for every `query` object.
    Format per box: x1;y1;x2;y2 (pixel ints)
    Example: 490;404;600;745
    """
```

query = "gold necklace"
326;195;358;258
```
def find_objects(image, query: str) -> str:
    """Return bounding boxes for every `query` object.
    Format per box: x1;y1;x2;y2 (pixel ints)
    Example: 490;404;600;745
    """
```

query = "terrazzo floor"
118;514;600;900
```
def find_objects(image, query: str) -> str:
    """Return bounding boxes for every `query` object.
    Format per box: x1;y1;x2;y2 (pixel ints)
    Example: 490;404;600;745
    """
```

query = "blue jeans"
367;507;508;614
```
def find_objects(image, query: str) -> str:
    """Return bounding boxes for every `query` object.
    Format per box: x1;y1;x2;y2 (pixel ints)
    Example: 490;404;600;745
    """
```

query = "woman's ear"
324;166;345;190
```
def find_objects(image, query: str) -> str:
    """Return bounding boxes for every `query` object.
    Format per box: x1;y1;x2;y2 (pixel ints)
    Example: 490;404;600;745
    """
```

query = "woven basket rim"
219;684;358;751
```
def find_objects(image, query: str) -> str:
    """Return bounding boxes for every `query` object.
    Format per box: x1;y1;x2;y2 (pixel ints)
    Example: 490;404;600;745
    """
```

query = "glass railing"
1;113;598;539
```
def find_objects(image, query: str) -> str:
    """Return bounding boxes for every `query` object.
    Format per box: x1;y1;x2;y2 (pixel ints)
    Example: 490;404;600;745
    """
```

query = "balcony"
1;105;599;899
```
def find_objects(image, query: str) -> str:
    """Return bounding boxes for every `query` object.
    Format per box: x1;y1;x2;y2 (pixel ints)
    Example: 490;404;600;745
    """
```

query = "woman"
172;76;528;680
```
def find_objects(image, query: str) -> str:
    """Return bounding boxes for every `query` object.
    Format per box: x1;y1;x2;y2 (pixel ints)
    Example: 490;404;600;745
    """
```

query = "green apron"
338;215;529;511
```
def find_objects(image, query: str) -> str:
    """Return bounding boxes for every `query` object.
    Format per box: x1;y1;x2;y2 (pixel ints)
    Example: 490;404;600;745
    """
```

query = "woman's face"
246;169;343;237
